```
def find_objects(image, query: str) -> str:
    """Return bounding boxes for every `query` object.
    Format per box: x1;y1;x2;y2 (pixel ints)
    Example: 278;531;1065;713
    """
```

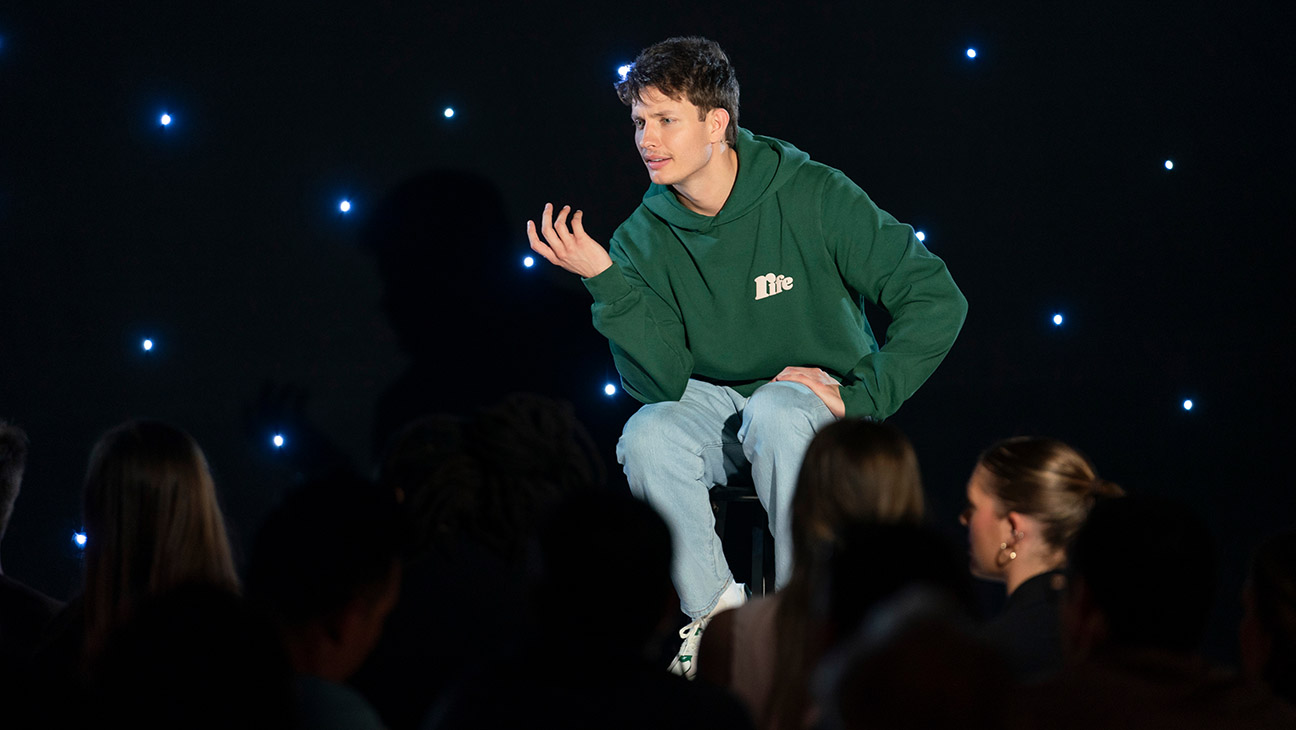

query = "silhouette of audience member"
819;521;981;669
1241;531;1296;707
0;420;64;668
80;420;240;655
25;420;239;723
36;420;238;666
1023;496;1296;729
780;522;984;730
698;419;925;729
813;588;1016;730
246;472;403;730
351;393;605;730
960;436;1123;679
92;584;295;730
426;489;754;730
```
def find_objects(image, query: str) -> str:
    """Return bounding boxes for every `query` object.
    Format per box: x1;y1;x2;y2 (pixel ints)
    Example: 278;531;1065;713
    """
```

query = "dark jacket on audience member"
980;570;1065;681
1;574;64;664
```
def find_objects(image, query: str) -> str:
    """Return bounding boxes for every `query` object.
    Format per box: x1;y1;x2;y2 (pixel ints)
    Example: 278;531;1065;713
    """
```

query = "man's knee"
743;381;831;436
617;402;691;469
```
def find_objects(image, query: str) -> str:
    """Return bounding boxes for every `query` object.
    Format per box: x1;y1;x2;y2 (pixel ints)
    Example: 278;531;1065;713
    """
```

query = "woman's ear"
1005;512;1027;542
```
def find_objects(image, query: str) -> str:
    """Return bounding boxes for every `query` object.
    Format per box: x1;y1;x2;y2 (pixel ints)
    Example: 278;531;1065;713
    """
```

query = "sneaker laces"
678;616;707;642
668;616;709;678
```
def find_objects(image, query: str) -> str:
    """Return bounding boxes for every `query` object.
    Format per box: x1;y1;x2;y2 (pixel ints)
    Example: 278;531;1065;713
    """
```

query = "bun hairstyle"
976;437;1123;551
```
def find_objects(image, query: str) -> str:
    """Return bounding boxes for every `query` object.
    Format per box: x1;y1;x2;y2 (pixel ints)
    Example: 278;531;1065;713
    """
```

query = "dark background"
1;1;1292;662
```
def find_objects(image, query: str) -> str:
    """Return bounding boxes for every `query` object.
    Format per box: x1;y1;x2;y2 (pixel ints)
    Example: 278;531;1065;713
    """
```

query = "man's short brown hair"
615;36;740;147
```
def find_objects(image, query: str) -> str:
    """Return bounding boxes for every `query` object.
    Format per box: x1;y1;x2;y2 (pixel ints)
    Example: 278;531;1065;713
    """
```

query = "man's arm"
527;204;694;403
820;172;968;419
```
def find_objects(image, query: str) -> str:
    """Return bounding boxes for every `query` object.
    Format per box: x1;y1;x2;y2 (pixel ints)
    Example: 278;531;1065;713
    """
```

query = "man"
528;36;966;677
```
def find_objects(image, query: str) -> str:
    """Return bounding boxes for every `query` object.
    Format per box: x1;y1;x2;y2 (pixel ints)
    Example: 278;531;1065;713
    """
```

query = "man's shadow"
362;169;631;463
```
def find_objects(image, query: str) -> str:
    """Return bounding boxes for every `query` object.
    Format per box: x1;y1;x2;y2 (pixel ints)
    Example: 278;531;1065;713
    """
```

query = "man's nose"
638;126;658;149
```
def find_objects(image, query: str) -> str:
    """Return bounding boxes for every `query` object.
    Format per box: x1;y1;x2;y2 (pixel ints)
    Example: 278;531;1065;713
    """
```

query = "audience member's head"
794;524;981;730
769;421;929;730
1241;531;1296;705
381;393;604;562
0;420;31;549
823;522;979;643
246;472;403;682
815;588;1014;730
962;437;1122;593
1063;495;1214;657
93;583;294;729
82;419;238;655
530;489;674;655
791;419;924;569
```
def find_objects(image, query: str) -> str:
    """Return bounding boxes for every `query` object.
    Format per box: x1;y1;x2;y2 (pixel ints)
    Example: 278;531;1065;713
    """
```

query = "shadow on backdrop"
361;170;623;462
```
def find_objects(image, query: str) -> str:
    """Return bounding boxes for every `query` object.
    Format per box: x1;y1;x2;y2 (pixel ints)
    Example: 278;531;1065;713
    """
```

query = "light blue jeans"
617;379;836;619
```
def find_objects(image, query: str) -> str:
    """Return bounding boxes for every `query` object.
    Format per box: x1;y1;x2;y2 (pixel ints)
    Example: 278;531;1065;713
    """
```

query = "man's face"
631;86;722;189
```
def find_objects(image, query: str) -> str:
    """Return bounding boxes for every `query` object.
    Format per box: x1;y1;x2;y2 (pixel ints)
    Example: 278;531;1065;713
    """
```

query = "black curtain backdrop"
1;0;1292;662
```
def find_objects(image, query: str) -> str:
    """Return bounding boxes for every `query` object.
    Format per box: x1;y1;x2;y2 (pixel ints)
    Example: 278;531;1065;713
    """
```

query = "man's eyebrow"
630;109;678;120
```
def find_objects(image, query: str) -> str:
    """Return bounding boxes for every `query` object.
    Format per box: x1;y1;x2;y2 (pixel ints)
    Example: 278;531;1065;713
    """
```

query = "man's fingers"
538;203;560;248
774;366;840;386
772;371;809;388
526;220;558;263
553;205;574;246
571;209;588;240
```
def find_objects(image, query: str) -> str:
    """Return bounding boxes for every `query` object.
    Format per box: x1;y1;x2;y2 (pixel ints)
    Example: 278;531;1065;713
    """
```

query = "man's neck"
672;145;739;217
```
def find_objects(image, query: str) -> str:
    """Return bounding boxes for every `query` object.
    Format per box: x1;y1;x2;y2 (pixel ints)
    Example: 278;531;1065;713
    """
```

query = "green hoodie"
582;128;967;420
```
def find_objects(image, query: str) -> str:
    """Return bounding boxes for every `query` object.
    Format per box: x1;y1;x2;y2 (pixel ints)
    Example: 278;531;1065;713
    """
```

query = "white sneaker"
666;617;707;679
668;582;747;679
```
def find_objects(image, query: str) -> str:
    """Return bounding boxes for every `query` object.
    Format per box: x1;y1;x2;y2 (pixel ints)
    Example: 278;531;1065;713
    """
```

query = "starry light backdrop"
1;1;1292;660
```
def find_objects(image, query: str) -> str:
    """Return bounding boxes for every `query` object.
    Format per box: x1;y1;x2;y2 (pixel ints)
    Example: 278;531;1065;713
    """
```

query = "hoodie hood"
640;127;811;233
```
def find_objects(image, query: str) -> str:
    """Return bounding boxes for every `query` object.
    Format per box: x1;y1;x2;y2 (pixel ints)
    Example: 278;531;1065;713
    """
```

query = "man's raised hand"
526;203;613;279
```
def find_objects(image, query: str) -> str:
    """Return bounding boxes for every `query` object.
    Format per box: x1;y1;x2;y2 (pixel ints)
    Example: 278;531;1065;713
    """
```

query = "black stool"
710;482;775;596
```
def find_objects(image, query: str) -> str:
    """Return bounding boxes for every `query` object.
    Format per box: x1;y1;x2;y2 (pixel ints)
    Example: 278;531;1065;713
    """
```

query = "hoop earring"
996;529;1024;566
998;542;1018;562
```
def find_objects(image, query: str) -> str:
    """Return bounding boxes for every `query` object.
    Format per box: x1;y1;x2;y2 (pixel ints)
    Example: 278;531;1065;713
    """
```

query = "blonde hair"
83;420;238;655
769;419;925;730
977;436;1123;551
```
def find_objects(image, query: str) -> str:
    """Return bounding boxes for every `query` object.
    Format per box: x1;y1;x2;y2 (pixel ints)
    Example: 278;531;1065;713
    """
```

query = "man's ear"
708;107;730;144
